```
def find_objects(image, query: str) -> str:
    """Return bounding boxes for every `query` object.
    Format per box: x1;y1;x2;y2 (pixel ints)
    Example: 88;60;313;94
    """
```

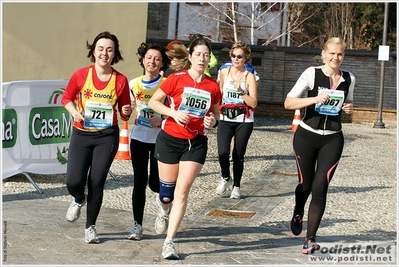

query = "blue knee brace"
159;180;176;204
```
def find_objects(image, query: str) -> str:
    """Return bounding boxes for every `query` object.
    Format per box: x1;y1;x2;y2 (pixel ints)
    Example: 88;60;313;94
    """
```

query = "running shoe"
302;235;320;254
155;204;172;234
216;177;232;195
66;194;87;223
162;240;179;260
128;222;143;240
85;225;100;244
290;209;303;236
230;186;241;199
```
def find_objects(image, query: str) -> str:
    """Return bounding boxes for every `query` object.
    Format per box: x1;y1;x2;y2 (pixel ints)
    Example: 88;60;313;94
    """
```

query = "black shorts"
155;130;208;164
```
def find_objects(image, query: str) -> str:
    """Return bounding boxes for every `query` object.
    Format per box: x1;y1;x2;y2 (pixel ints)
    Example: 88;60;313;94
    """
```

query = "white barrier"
2;80;71;185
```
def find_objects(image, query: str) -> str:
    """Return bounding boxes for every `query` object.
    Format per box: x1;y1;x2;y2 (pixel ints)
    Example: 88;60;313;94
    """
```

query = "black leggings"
66;126;119;228
293;125;344;238
130;139;160;225
217;120;254;187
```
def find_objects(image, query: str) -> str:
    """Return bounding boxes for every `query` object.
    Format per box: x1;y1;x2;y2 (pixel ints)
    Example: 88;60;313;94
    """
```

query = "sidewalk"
2;156;317;265
2;120;397;265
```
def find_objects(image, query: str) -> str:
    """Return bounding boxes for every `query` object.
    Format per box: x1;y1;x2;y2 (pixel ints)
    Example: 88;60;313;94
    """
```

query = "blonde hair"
321;37;346;63
165;44;190;71
229;41;251;63
323;37;346;50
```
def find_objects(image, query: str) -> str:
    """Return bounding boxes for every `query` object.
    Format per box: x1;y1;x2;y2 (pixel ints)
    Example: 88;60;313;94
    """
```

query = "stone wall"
255;102;396;125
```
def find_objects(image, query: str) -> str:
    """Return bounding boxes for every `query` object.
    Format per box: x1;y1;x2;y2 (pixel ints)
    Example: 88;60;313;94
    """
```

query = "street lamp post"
373;2;389;128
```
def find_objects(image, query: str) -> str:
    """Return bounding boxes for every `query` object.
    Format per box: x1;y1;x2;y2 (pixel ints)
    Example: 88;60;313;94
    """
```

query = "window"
223;36;234;43
258;39;267;45
260;2;281;12
225;3;238;23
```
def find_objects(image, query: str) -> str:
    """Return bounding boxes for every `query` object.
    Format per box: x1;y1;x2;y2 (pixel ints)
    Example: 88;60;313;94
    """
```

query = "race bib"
315;89;345;116
178;87;211;118
136;102;161;128
223;82;244;105
83;100;113;129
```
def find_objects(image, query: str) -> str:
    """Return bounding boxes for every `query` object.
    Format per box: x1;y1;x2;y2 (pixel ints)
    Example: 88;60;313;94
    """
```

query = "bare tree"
323;3;354;48
287;3;356;48
185;2;318;46
285;3;324;47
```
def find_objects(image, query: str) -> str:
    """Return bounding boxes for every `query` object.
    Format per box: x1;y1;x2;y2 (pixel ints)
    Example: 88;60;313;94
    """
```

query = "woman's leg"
66;129;93;204
306;132;344;238
86;127;119;228
231;122;253;187
292;126;319;215
217;121;234;178
164;161;203;240
130;139;150;225
148;143;160;194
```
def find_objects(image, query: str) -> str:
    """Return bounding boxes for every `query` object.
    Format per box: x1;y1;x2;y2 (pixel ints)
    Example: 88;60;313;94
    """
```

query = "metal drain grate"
207;209;256;219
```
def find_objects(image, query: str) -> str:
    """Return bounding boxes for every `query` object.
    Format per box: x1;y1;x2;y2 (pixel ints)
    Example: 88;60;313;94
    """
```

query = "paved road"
2;119;397;265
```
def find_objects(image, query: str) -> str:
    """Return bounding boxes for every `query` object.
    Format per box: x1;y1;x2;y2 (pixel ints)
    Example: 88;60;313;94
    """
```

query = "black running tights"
292;125;344;238
130;138;160;225
66;126;119;228
217;120;254;187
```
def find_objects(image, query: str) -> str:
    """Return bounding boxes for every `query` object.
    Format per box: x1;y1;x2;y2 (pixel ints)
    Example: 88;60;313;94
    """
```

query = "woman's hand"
122;104;132;116
172;110;190;127
148;114;163;128
342;102;354;114
314;93;330;104
204;112;216;129
71;109;84;122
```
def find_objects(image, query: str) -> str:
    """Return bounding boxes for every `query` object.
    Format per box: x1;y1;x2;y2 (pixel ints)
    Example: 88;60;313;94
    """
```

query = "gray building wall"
147;3;170;39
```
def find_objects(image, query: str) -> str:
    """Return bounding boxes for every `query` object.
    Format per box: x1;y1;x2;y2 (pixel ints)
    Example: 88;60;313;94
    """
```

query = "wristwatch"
239;91;247;96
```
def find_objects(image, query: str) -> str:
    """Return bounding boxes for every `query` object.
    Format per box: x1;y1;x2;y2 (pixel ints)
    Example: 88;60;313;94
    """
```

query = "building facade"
148;2;286;45
3;2;148;82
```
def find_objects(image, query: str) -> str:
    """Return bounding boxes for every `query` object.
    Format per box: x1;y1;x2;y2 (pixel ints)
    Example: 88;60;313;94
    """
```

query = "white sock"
160;204;170;216
165;236;173;243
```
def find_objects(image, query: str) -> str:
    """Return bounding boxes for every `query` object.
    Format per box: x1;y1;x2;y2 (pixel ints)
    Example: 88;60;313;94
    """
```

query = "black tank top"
303;68;351;131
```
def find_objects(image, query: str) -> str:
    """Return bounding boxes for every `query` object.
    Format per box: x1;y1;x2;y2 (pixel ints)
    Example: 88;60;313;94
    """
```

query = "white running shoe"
216;177;232;195
66;194;87;222
230;186;241;199
85;225;100;244
162;240;179;260
155;195;172;234
155;211;170;234
128;222;143;240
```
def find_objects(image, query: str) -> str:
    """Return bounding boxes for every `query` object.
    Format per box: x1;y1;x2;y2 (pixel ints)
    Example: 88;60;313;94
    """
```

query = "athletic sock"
160;205;170;216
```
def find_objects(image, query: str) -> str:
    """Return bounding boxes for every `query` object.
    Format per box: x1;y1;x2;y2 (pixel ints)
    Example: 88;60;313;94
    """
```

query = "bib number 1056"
184;97;207;109
178;87;211;118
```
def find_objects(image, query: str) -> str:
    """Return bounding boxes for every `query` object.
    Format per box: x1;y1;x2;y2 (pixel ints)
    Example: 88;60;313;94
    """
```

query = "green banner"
2;108;18;148
29;106;73;145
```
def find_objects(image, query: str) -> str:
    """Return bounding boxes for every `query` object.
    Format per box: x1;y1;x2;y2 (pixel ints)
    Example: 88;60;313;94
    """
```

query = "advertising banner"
2;80;71;179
